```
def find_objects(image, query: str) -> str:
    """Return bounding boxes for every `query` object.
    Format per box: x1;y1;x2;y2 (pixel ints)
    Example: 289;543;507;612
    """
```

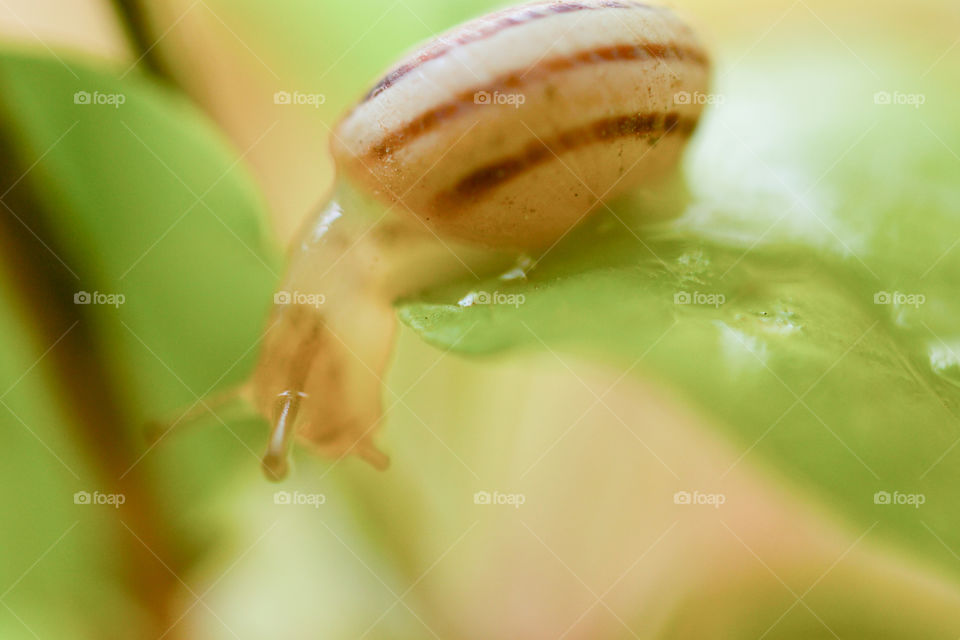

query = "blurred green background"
0;0;959;638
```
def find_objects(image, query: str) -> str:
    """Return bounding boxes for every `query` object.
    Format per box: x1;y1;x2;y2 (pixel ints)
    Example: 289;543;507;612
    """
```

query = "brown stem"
0;127;187;639
109;0;178;83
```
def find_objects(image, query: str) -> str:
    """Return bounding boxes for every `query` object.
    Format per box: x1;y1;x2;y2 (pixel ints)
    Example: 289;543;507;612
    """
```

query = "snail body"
251;0;711;478
252;186;503;476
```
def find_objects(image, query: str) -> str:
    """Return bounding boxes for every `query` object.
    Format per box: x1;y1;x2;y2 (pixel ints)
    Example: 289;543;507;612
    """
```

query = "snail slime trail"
250;0;711;479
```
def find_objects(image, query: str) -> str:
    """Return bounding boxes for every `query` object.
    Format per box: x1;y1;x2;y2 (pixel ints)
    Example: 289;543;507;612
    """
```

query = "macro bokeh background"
1;0;959;638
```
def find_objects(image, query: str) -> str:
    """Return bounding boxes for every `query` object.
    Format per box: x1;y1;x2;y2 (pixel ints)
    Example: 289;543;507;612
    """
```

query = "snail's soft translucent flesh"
251;181;509;476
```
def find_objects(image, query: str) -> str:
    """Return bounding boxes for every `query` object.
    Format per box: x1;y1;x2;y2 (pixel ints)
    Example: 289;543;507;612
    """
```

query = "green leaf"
398;53;960;578
0;51;280;420
0;271;144;639
0;51;279;637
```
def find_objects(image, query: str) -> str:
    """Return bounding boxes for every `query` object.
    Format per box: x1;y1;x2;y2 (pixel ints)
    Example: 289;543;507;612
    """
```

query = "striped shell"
333;0;711;248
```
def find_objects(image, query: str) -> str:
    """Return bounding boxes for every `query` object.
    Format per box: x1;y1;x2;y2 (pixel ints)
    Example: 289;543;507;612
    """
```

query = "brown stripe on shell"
366;42;708;160
362;1;659;102
439;111;697;205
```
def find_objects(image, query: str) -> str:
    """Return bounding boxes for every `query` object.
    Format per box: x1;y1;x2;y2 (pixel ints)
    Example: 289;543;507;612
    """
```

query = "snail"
250;0;711;479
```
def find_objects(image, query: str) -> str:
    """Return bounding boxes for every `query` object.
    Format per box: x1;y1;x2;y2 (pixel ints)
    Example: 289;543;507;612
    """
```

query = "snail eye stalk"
262;391;307;482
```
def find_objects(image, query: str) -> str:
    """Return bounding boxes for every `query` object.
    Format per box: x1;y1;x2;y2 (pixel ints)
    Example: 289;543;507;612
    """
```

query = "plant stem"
109;0;177;83
0;121;188;640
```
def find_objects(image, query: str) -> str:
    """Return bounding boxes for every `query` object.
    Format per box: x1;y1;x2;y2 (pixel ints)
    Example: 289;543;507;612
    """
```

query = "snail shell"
333;0;710;248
